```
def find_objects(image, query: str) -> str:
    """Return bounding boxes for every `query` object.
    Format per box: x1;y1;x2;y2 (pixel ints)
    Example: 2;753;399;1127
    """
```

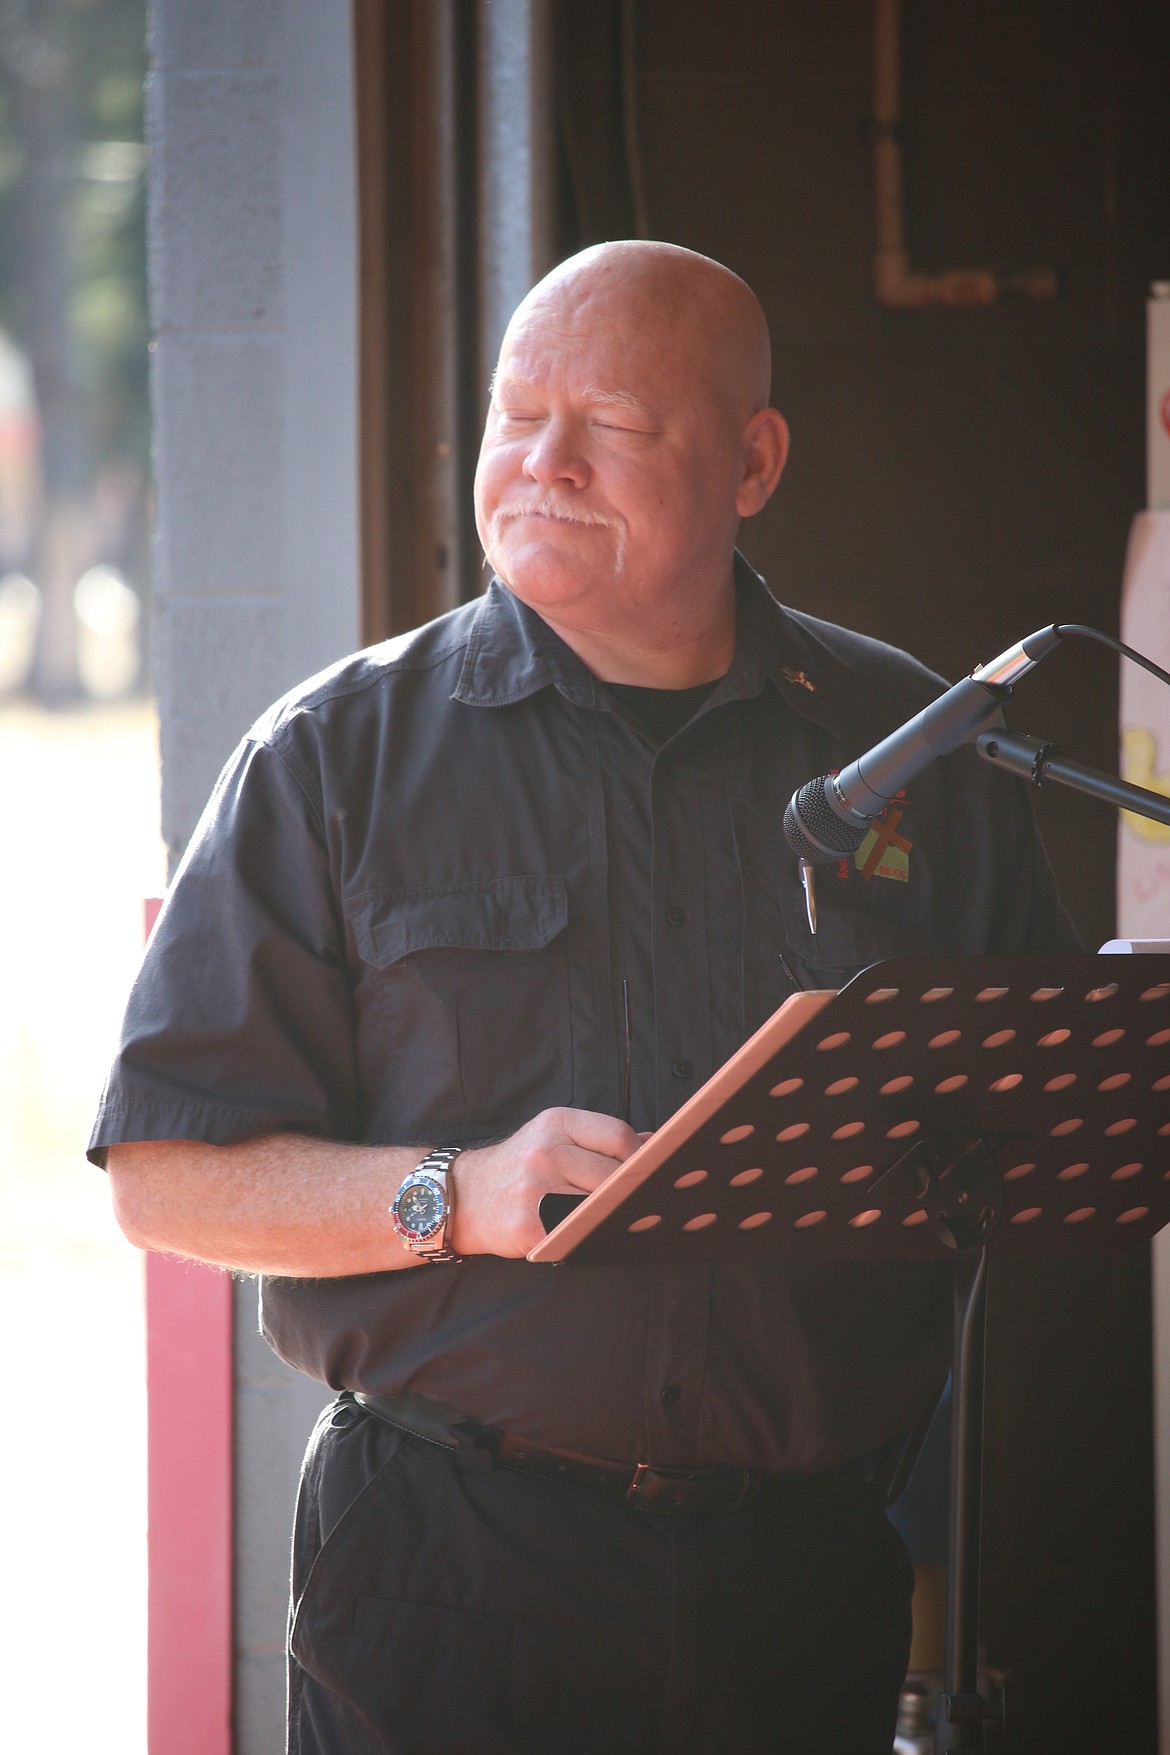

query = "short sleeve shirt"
90;558;1080;1470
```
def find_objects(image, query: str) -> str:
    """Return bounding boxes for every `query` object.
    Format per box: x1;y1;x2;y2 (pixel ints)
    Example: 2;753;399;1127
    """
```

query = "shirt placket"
649;739;713;1114
638;725;742;1462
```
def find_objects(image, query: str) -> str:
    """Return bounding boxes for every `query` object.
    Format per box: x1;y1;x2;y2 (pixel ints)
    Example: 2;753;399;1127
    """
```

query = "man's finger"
552;1106;643;1163
557;1148;627;1194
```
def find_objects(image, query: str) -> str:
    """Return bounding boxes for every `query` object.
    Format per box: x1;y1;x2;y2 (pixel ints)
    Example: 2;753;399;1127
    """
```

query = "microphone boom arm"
976;729;1170;829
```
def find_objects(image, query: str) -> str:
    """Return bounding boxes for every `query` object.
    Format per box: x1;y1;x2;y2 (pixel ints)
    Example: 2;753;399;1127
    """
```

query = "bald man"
94;242;1077;1753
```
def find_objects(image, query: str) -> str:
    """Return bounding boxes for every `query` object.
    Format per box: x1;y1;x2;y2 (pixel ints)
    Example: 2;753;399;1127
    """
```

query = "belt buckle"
625;1461;681;1514
624;1461;728;1516
625;1461;760;1517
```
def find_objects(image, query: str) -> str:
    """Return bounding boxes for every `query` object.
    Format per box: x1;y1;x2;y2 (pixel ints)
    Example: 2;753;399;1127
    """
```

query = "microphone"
783;624;1064;864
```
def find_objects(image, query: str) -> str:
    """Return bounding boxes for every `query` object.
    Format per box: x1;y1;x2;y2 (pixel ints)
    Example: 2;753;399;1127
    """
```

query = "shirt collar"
452;552;845;726
453;579;599;709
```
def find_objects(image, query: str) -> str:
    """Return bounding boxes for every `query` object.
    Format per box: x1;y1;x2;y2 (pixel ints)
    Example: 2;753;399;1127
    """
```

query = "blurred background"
0;2;155;1749
0;0;149;706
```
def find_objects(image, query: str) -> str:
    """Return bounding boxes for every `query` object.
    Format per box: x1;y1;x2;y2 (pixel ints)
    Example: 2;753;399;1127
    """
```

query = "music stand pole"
905;1131;1005;1752
940;1242;994;1751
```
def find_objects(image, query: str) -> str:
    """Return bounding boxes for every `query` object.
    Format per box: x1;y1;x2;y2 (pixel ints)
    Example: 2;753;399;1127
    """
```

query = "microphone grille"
783;777;870;861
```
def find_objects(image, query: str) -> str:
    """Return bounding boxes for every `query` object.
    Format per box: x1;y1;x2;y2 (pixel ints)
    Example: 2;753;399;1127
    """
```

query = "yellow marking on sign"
1121;726;1170;843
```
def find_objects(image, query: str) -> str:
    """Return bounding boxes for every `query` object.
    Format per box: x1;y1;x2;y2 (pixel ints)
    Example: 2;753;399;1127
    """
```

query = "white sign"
1151;289;1170;513
1118;511;1170;936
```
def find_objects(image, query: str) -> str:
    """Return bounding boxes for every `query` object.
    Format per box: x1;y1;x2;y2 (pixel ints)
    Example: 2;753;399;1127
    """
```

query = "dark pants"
288;1396;913;1755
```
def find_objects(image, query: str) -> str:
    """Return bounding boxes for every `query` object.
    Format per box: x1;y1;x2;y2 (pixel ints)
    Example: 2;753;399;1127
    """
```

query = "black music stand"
529;955;1170;1753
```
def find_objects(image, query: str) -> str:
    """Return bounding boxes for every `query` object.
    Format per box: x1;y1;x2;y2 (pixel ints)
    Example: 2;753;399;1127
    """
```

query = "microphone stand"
976;730;1170;828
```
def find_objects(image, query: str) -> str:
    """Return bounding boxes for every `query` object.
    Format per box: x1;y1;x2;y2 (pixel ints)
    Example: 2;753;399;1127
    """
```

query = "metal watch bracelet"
392;1145;463;1263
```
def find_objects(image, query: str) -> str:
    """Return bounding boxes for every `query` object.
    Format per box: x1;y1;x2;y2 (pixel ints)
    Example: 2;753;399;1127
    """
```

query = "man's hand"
451;1107;643;1258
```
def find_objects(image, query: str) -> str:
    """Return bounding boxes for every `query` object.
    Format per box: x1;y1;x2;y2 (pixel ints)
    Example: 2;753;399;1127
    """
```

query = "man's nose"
522;417;589;487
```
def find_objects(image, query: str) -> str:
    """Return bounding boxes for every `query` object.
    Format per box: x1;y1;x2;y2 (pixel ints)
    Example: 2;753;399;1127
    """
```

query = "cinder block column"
477;0;556;381
147;2;359;1748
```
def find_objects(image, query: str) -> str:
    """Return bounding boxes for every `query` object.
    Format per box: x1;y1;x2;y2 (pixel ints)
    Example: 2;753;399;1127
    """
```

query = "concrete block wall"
477;0;556;382
149;0;360;855
148;2;359;1746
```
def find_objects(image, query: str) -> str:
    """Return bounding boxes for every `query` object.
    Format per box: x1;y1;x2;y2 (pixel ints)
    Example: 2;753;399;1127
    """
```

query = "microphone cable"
1053;623;1170;690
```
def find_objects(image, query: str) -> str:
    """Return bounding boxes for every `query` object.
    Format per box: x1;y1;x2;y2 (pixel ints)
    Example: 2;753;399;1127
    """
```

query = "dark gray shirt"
90;560;1079;1470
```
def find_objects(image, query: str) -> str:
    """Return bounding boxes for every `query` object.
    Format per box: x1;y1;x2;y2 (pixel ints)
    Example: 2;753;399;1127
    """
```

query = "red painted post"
143;898;233;1755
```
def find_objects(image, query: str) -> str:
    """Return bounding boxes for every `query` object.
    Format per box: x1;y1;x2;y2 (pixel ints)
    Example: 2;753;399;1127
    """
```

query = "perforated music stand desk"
529;956;1170;1752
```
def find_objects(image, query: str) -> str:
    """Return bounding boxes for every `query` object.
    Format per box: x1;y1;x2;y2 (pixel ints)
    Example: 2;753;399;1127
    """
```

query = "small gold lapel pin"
781;666;816;693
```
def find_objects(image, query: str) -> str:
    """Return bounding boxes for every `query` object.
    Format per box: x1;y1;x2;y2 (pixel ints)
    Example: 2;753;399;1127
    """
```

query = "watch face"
394;1175;443;1239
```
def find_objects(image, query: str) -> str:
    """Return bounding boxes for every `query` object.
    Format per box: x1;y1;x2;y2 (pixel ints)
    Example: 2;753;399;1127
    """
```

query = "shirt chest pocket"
750;889;941;1027
345;875;574;1140
779;892;940;993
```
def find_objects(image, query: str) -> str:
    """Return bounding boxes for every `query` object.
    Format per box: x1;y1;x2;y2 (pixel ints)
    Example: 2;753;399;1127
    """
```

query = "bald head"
500;240;773;429
474;239;788;686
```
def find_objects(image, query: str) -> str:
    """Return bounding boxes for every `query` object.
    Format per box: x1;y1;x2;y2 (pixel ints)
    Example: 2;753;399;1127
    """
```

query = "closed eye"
594;420;657;437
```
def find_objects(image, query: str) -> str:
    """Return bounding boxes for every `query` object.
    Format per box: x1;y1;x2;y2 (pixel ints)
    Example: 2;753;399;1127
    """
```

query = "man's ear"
735;408;789;517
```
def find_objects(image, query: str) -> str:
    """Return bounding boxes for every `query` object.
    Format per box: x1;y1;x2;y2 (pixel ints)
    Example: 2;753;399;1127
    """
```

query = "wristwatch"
390;1147;464;1262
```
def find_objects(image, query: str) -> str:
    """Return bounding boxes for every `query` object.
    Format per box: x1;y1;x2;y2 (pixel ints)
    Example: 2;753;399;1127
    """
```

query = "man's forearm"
107;1134;427;1277
106;1107;644;1275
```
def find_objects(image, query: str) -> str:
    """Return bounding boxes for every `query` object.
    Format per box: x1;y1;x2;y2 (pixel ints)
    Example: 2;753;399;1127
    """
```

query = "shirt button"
660;1383;681;1408
665;905;687;927
671;1058;693;1081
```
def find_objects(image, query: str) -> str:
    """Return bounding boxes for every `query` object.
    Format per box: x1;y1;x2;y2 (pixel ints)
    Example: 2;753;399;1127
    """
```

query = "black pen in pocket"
621;977;632;1124
778;951;805;994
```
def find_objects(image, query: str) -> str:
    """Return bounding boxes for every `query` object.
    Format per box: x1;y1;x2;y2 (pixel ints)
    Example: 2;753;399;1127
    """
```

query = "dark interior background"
558;0;1170;956
555;6;1166;1749
366;2;1170;1746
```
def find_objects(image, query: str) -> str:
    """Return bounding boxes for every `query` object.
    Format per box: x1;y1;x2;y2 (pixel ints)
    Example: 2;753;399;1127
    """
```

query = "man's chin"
492;544;617;609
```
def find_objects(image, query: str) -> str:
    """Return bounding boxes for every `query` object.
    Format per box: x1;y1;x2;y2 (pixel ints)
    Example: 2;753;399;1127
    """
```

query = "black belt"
352;1391;877;1519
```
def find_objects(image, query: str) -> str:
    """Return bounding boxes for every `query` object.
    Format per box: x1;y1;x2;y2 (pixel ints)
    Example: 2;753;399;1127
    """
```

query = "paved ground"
0;698;162;1753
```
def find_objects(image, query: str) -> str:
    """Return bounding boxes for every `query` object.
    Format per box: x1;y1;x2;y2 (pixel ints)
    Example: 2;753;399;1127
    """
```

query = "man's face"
473;280;749;644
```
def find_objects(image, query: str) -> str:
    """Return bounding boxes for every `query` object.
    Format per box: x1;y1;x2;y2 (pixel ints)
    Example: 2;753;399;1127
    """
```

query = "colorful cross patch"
855;808;912;882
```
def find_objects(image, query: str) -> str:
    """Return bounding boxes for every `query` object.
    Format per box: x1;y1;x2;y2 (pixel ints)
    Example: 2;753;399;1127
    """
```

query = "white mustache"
488;501;627;575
